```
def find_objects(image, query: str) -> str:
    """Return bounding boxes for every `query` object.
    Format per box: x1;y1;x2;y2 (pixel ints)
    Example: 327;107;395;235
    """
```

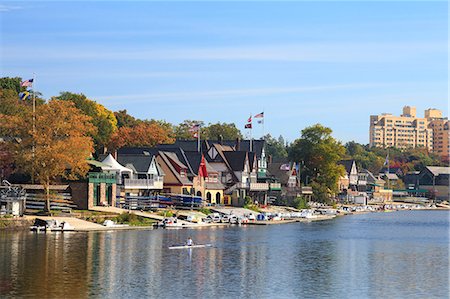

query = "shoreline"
2;206;448;232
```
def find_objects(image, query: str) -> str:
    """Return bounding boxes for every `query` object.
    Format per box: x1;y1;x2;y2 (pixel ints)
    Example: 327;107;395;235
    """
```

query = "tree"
54;92;117;152
203;122;243;140
114;109;140;128
109;122;175;150
289;124;346;203
1;100;96;212
174;120;205;140
0;77;22;94
264;134;288;162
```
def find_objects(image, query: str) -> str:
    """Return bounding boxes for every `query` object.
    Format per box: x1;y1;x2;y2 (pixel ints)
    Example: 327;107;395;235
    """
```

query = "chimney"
268;154;273;164
236;137;240;151
219;134;223;145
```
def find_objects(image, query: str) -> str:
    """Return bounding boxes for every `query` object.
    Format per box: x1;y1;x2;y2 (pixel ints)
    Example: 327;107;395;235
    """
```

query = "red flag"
245;123;252;129
198;155;208;177
247;116;252;123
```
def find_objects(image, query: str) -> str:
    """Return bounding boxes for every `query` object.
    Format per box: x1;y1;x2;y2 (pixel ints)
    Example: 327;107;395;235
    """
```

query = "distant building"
416;166;450;201
369;106;433;150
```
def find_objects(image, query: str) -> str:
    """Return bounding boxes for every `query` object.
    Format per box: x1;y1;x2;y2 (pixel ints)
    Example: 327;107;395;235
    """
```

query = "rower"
186;237;194;246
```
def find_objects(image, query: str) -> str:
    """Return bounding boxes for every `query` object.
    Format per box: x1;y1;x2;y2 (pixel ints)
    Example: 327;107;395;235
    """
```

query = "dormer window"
180;170;186;177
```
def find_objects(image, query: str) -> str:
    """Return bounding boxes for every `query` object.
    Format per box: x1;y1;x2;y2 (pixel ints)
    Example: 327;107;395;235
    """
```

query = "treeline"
0;76;444;205
0;77;243;156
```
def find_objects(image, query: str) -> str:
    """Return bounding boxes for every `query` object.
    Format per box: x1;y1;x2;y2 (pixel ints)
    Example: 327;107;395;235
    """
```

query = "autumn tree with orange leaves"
109;122;175;150
1;100;95;212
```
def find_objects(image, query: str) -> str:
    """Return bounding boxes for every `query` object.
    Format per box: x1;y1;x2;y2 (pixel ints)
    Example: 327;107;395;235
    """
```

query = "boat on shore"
30;218;74;232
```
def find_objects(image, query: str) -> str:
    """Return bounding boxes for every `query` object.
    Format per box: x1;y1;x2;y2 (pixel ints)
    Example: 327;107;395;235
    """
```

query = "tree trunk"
44;180;51;213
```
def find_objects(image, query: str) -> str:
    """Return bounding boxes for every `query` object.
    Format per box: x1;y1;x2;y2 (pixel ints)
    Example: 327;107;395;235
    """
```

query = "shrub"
293;196;310;210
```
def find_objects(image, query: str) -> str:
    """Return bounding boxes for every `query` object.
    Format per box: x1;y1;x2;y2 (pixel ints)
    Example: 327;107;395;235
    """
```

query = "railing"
123;178;163;189
250;183;269;191
235;182;249;189
269;183;281;191
88;172;116;184
301;186;313;194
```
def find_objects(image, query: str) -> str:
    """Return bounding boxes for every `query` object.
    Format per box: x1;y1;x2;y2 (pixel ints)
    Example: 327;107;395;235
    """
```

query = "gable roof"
425;166;450;176
338;160;356;174
116;155;155;173
223;151;247;171
101;154;133;173
158;151;192;185
267;163;293;185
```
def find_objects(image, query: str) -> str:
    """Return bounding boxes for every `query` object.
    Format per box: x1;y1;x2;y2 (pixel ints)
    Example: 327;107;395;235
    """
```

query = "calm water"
0;210;449;299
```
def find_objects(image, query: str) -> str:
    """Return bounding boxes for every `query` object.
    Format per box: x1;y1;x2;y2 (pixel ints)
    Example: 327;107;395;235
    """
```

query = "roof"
426;166;450;176
158;141;200;152
338;160;356;174
267;163;292;185
248;152;256;171
359;169;377;182
158;151;192;185
116;155;155;173
383;173;399;180
117;147;160;156
223;151;247;171
101;154;133;173
158;139;266;159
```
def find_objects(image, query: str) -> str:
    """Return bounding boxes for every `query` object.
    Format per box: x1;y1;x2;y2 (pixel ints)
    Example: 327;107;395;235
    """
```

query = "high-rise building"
370;106;449;161
427;115;449;163
369;106;433;150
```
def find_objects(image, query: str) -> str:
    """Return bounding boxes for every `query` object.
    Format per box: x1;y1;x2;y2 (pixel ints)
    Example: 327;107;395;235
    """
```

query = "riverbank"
1;202;448;231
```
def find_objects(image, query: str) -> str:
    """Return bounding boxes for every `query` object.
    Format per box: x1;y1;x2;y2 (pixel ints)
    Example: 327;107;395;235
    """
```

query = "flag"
244;123;252;129
189;123;200;132
254;112;264;118
280;163;290;170
257;119;264;124
198;155;208;178
383;155;389;166
247;116;252;123
21;79;33;87
19;91;30;101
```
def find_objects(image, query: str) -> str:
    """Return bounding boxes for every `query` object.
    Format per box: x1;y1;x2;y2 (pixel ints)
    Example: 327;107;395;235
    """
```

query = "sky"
1;1;448;144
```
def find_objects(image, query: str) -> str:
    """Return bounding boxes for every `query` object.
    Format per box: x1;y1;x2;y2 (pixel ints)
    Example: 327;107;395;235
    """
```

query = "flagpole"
262;109;265;138
387;148;390;189
250;114;253;152
197;125;200;152
32;73;36;184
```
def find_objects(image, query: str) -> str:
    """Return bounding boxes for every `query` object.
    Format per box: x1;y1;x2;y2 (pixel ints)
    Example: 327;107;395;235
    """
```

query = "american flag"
188;124;200;132
254;112;264;118
21;79;33;87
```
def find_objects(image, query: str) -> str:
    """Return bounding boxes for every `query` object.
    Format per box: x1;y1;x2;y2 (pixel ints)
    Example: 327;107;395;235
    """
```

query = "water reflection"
0;211;448;298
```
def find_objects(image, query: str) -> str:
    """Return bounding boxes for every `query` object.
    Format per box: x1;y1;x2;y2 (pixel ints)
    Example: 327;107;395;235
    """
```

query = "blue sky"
1;1;448;144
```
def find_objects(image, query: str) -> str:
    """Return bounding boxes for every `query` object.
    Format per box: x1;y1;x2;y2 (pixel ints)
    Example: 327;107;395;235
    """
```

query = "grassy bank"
0;216;33;230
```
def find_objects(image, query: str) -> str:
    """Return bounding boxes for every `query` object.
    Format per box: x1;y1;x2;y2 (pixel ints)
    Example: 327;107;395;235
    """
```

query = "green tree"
289;124;346;203
0;77;22;94
174;120;205;140
203;122;243;140
54;92;117;152
114;109;140;128
264;134;288;162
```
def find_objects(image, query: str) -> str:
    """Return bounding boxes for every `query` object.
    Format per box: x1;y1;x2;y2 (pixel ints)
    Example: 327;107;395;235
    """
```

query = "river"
0;210;448;298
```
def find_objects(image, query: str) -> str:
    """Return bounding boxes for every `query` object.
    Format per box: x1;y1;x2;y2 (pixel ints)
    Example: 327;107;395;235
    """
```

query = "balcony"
88;172;116;184
301;186;313;194
250;183;269;191
269;183;281;191
123;178;163;190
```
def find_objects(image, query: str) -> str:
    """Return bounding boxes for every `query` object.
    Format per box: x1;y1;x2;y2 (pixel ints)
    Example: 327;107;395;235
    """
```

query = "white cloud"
96;82;389;104
0;4;22;12
2;41;445;63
